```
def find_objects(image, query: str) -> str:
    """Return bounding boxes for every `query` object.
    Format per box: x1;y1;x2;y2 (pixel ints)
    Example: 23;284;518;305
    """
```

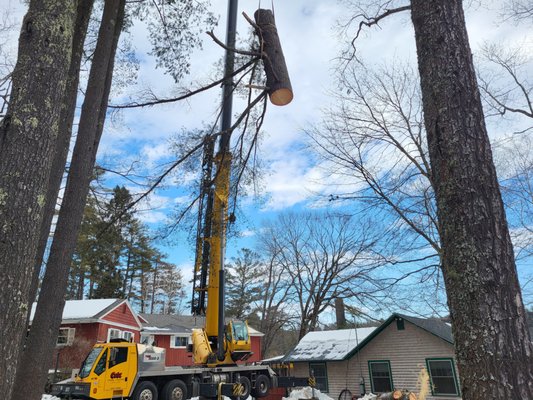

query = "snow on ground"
42;395;60;400
356;394;377;400
284;387;334;400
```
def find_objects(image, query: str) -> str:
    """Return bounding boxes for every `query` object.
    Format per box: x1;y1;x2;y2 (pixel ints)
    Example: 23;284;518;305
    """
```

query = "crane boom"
190;0;253;366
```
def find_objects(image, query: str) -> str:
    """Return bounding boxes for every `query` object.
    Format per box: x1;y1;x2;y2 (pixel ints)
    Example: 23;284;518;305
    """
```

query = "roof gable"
344;313;454;359
99;300;142;329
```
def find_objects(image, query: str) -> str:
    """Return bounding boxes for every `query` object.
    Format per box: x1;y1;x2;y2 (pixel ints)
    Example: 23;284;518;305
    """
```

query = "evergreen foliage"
68;184;185;314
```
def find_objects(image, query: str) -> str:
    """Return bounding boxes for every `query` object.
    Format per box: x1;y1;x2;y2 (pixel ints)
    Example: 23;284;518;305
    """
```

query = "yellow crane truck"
52;2;302;399
51;339;280;400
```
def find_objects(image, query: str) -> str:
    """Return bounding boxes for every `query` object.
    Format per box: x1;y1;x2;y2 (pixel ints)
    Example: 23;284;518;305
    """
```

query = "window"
170;335;189;348
396;318;405;331
141;334;155;345
426;358;460;396
94;349;108;376
122;331;134;342
369;361;393;393
107;328;134;342
107;329;122;342
79;347;103;379
309;363;328;393
57;327;75;346
232;321;249;341
109;347;128;368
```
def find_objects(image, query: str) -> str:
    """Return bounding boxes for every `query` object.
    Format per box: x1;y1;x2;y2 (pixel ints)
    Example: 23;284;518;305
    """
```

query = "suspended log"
254;9;293;106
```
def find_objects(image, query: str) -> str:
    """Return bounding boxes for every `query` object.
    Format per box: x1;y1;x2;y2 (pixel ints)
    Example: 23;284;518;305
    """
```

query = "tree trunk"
0;1;76;397
11;2;125;399
25;0;94;311
410;0;533;398
254;9;293;106
76;265;85;299
150;265;158;314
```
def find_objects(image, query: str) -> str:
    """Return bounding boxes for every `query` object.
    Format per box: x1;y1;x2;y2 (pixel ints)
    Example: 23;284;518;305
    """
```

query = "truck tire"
252;375;270;398
132;380;158;400
161;379;188;400
231;375;251;400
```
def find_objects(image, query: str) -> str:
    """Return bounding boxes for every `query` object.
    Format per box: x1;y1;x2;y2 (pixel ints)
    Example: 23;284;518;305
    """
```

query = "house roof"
140;314;191;335
344;313;453;360
397;313;453;343
284;313;455;363
284;327;376;362
139;313;264;336
30;299;123;321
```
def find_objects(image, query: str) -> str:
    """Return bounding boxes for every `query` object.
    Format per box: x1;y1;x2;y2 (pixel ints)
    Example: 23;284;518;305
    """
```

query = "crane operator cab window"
232;321;249;342
78;347;103;378
93;349;108;376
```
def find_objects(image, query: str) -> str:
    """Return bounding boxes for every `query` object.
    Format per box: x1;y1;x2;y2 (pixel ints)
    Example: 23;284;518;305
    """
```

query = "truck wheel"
231;375;251;400
252;375;270;398
161;379;188;400
132;380;158;400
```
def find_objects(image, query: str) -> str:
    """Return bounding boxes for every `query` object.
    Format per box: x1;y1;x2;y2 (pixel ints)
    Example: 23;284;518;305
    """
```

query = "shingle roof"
140;314;192;335
396;313;454;344
139;314;264;336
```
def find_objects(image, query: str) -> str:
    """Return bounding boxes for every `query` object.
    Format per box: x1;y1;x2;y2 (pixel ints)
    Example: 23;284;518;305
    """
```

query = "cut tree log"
253;9;293;106
377;390;417;400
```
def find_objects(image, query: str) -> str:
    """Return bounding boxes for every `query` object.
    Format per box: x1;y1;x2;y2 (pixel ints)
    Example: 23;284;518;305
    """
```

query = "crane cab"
226;320;252;362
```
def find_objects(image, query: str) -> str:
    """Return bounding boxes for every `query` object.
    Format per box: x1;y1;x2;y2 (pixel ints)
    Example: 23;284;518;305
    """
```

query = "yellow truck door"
104;345;132;398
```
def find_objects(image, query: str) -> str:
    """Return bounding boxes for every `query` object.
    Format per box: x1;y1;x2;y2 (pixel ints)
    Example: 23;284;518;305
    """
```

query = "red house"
30;299;142;371
139;313;264;366
30;298;264;373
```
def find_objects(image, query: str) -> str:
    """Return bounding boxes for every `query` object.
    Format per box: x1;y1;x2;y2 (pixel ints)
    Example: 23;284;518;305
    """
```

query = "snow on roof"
285;327;376;361
142;326;171;331
30;299;120;321
261;354;285;363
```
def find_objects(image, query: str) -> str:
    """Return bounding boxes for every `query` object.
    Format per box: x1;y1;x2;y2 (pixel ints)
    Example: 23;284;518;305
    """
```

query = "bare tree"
478;43;533;129
504;0;533;20
308;61;445;312
253;239;297;357
260;212;383;340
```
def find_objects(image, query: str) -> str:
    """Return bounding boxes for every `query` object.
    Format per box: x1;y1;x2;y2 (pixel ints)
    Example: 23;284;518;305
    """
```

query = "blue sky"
2;0;532;313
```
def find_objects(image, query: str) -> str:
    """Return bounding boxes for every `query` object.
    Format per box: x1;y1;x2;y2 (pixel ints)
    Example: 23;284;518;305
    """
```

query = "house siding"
101;302;139;328
291;321;460;400
53;321;141;371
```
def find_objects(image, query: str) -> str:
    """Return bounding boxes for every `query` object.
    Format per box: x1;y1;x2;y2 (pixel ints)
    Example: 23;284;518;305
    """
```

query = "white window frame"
170;335;190;349
107;328;122;342
57;327;75;347
122;331;134;342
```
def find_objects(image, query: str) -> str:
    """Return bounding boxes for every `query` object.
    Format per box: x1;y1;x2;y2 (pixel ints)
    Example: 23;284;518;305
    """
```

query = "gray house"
283;314;461;400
